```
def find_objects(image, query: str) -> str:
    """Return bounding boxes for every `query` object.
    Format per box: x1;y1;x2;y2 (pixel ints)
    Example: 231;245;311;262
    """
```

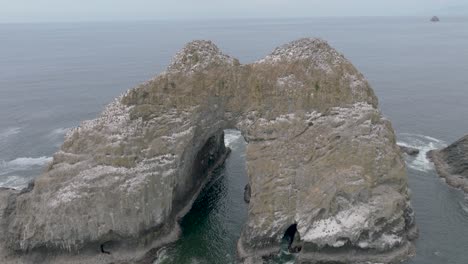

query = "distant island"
431;16;440;22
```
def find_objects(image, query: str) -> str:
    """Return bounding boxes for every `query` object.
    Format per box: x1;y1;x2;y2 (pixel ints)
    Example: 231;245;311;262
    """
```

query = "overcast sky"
1;0;466;23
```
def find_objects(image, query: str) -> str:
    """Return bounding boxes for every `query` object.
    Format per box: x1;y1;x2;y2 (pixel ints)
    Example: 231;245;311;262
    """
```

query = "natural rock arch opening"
171;131;230;218
0;39;417;264
149;128;249;263
282;224;302;253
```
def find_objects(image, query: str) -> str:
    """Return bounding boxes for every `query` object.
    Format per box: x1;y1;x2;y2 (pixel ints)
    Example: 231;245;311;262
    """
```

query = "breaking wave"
153;247;171;264
152;248;208;264
224;129;243;148
397;133;446;172
0;156;52;176
0;156;52;189
0;175;31;190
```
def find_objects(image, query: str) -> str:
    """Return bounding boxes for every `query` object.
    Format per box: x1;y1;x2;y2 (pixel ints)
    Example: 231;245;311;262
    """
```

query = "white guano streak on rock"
276;74;305;89
65;90;136;142
256;38;346;74
48;154;177;209
167;40;235;74
299;204;371;245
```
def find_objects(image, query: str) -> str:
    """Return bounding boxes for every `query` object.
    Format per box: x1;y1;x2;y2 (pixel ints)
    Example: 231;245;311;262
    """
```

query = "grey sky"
0;0;466;23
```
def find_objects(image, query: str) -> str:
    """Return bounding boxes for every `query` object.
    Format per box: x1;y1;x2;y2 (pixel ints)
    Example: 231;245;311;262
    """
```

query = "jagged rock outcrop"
0;38;416;264
398;145;420;156
0;188;17;234
428;135;468;193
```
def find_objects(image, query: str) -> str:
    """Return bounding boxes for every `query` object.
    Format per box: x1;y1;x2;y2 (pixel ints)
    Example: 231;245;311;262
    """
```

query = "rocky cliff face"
0;38;416;263
428;135;468;193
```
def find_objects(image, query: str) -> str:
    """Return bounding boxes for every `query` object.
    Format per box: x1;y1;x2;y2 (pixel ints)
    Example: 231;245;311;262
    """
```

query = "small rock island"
398;145;420;156
428;134;468;192
431;16;440;22
0;38;417;264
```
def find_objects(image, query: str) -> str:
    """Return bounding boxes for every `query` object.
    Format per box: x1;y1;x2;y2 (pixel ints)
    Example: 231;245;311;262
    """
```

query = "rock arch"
0;39;416;263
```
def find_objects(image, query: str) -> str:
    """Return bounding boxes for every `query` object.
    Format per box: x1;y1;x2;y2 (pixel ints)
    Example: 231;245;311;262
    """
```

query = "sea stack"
431;16;440;22
0;38;417;264
428;134;468;192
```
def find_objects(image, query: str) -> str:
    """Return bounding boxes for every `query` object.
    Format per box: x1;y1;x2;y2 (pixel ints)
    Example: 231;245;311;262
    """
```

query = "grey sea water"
0;17;467;263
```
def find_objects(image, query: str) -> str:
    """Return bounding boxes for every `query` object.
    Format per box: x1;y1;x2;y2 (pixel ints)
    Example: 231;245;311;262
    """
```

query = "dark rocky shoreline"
428;134;468;193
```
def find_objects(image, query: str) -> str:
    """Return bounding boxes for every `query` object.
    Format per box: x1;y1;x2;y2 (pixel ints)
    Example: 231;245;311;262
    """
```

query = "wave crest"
224;129;242;148
0;156;52;176
397;133;446;172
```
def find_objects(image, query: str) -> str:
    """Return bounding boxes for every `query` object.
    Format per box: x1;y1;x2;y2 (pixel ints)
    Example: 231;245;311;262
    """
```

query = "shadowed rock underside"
0;38;416;264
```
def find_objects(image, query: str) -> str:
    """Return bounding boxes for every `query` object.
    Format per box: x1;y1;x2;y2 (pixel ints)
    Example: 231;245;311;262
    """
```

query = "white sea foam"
0;127;21;142
7;156;52;167
0;156;52;176
50;127;70;136
0;175;31;189
224;129;242;148
301;204;371;243
153;247;172;264
397;133;446;172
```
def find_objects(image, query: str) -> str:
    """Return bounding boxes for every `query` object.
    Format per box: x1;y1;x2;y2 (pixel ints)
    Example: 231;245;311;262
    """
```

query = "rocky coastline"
0;38;416;264
428;135;468;193
0;133;231;264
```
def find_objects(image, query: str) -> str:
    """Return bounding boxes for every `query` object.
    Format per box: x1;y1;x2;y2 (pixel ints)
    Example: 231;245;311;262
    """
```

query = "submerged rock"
0;38;416;264
398;145;420;156
428;134;468;192
431;16;440;22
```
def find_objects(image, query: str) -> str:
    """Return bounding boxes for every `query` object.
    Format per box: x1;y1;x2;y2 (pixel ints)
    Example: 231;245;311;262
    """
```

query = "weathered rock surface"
428;134;468;193
0;38;416;264
0;188;17;235
398;145;420;156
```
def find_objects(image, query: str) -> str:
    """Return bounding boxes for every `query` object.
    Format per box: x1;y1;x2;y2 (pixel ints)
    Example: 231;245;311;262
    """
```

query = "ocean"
0;16;467;263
